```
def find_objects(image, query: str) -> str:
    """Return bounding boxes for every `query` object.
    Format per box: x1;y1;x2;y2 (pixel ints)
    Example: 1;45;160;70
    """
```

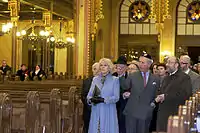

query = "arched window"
120;0;157;35
177;0;200;35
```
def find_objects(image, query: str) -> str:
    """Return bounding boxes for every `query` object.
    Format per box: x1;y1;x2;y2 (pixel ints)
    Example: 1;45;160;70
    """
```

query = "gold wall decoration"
90;0;104;37
43;11;52;30
8;0;20;25
150;0;171;35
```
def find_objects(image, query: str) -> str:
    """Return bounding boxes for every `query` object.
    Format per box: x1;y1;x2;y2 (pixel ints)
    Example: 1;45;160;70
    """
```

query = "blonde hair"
99;58;114;73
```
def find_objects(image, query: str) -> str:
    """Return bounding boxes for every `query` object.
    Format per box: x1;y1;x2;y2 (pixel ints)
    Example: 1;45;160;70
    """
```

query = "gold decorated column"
54;21;67;73
151;0;174;62
43;11;52;72
8;0;20;73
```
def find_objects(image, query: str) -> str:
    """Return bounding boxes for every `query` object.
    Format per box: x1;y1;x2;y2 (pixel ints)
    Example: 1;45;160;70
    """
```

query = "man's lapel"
136;71;145;91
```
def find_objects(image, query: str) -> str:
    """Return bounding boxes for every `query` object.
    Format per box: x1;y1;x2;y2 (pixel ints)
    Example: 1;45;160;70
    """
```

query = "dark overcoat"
157;70;192;132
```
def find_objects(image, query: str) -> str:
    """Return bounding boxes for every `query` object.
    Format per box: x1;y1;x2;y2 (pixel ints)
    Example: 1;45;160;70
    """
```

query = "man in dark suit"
81;62;99;133
16;64;29;81
180;55;200;93
156;56;192;132
115;56;129;133
124;53;160;133
0;60;11;75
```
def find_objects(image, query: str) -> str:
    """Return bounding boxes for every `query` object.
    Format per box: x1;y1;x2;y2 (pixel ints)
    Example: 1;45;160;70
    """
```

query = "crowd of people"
81;54;200;133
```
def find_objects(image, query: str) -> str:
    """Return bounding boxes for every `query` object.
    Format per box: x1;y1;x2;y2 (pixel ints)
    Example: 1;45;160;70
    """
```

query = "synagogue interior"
0;0;200;133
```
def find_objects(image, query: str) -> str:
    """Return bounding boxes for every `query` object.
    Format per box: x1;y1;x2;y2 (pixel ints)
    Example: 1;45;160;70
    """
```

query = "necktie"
143;72;146;87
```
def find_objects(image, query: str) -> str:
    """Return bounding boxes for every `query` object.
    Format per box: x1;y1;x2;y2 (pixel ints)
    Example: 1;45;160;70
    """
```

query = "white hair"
92;62;99;68
99;58;114;73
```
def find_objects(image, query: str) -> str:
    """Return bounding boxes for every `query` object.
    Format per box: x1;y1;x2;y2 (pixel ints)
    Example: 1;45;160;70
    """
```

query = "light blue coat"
87;73;120;133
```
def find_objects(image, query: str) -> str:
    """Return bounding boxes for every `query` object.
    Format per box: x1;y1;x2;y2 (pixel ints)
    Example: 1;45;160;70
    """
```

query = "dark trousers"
117;96;127;133
125;115;151;133
82;106;91;133
149;104;159;132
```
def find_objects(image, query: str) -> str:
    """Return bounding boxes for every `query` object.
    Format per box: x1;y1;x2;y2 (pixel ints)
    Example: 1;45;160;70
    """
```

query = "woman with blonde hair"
87;58;120;133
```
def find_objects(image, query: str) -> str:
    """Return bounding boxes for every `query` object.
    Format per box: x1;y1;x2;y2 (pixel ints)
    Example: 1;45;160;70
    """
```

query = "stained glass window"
187;1;200;22
129;1;150;22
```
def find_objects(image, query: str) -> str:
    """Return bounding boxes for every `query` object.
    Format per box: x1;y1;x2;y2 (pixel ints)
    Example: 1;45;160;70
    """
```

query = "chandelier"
16;26;50;41
54;36;75;49
54;21;75;49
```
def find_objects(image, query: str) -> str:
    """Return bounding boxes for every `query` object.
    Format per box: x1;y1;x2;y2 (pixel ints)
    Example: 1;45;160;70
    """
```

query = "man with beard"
81;62;100;133
179;55;200;93
156;56;192;132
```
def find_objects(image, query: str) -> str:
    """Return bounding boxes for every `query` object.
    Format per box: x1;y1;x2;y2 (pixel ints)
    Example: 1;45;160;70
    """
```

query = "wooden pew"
0;87;83;133
25;91;40;133
0;93;12;133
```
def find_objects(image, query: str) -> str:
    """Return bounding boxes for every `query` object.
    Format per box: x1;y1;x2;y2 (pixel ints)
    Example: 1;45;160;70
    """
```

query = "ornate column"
8;0;20;73
151;0;173;62
88;0;104;75
76;0;103;76
43;11;52;72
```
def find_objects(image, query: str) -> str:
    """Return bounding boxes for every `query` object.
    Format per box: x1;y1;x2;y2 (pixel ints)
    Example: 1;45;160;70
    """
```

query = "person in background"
197;63;200;74
193;64;198;72
112;61;118;76
81;62;100;133
180;55;200;93
149;63;167;133
157;63;168;87
0;60;11;75
127;62;139;74
87;58;120;133
156;56;192;132
115;56;129;133
31;65;46;80
16;64;29;81
151;63;159;75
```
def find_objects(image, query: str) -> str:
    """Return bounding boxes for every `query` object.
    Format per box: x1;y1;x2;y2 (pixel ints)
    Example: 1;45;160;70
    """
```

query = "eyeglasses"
180;62;188;65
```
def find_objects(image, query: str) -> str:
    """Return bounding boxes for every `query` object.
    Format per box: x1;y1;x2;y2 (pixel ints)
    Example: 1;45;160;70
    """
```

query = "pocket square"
152;82;156;85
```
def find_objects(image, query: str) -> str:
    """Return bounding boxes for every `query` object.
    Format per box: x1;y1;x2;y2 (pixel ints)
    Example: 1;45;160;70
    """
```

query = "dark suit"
31;69;46;80
81;76;93;133
0;65;11;75
156;69;192;132
116;72;129;133
124;71;160;133
188;69;200;93
16;69;28;81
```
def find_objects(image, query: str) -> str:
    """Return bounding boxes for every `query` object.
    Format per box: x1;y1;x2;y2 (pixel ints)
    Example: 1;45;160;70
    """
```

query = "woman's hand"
90;97;104;104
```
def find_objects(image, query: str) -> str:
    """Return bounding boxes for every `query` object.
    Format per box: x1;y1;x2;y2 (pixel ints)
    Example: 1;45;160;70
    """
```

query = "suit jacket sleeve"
124;74;132;91
193;76;200;93
87;78;96;105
